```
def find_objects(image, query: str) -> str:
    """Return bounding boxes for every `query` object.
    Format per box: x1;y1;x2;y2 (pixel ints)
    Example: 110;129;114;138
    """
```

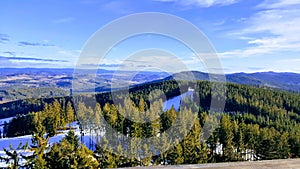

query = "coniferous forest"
1;80;300;168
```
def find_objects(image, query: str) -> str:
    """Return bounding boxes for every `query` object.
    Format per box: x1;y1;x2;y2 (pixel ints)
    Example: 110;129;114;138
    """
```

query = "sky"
0;0;300;73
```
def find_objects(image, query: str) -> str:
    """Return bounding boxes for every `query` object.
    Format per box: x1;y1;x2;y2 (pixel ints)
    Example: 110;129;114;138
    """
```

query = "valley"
1;68;300;104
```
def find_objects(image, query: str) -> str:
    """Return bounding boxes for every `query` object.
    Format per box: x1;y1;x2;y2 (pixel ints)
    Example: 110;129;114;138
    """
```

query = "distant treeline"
0;80;183;119
0;88;69;102
1;80;299;120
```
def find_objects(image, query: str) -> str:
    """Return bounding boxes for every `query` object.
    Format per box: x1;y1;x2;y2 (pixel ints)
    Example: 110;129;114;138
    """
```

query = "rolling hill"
167;71;300;92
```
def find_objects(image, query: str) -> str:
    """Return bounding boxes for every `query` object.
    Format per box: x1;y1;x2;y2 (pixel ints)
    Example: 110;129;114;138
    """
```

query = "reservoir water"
163;90;194;111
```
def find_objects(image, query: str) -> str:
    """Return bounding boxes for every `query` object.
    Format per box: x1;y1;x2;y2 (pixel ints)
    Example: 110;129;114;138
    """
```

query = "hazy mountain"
1;68;300;102
167;71;300;92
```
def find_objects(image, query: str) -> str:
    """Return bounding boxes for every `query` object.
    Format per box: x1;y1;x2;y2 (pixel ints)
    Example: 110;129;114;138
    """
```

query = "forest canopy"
1;79;300;168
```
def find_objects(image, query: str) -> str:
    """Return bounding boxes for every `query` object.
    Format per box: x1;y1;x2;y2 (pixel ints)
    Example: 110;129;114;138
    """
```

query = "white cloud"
257;0;300;9
218;48;270;58
154;0;238;8
278;58;300;64
120;55;188;72
222;0;300;58
80;54;193;72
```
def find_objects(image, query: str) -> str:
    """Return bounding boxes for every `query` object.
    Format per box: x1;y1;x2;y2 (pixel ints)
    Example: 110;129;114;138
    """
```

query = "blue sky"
0;0;300;73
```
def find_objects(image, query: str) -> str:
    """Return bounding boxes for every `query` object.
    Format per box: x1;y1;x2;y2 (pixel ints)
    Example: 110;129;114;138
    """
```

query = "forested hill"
1;79;300;121
166;71;300;92
1;79;300;167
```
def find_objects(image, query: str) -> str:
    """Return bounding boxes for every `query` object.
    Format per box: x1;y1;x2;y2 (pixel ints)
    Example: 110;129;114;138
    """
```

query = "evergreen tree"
46;130;99;169
141;143;152;166
29;116;49;169
167;140;184;165
77;102;88;143
66;101;75;127
94;137;117;168
218;115;236;161
0;143;29;169
275;132;290;159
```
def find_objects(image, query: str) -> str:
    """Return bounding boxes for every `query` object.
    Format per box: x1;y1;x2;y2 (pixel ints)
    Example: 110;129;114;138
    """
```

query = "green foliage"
1;79;300;168
0;88;68;102
46;131;99;169
0;142;29;169
5;99;75;138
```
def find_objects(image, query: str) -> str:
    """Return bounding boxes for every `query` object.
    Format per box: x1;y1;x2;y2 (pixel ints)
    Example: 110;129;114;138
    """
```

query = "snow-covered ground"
0;152;29;168
0;117;13;136
0;120;103;168
0;117;13;125
0;92;194;167
0;130;97;150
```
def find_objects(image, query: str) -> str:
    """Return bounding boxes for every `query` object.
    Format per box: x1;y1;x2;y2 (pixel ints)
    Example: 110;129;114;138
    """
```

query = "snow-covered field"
0;117;13;135
0;117;13;125
0;92;193;167
0;120;102;168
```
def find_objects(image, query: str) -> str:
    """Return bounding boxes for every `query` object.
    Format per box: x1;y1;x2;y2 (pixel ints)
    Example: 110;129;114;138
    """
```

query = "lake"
163;90;194;111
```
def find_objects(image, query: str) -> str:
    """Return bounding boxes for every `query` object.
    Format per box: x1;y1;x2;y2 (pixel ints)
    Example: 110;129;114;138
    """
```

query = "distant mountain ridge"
167;71;300;92
1;68;300;95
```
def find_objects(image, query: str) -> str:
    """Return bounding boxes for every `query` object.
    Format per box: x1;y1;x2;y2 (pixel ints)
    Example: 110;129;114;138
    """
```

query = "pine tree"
76;145;99;168
276;132;290;159
53;100;64;128
45;144;62;169
219;114;236;161
86;106;95;149
66;101;75;128
47;130;99;169
257;127;277;160
0;143;29;169
77;102;88;143
93;103;103;144
30;115;49;169
206;131;218;163
245;124;260;160
160;132;169;165
233;120;245;160
141;143;152;166
289;127;300;158
181;119;208;164
115;144;125;167
167;140;184;165
95;137;117;168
